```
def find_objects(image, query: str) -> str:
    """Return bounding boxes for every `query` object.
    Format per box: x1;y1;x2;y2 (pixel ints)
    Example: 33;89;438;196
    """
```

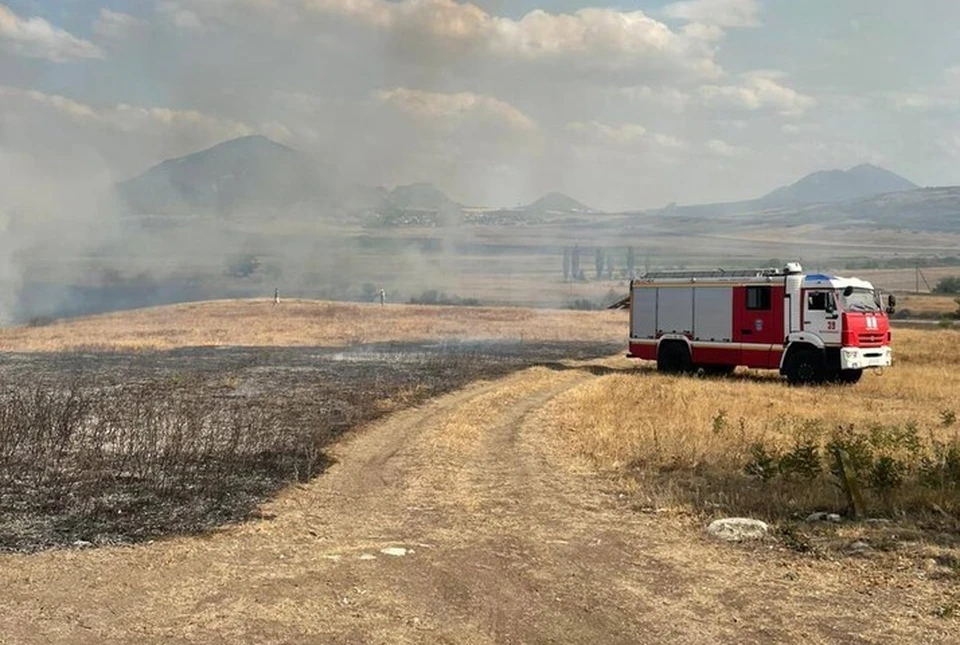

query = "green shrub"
933;276;960;294
744;442;779;482
779;440;822;480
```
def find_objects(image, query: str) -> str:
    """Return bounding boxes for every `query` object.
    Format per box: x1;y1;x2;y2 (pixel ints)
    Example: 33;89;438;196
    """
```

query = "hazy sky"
2;0;959;210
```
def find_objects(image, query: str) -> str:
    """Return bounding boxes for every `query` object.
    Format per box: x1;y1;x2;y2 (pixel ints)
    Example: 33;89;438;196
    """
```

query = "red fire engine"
627;263;893;384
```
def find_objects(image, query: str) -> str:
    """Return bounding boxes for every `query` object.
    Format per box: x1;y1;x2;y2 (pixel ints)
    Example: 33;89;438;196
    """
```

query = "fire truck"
627;263;893;384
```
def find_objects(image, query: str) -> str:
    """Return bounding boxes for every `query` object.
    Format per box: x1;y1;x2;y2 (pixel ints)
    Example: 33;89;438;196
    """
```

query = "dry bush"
548;328;960;525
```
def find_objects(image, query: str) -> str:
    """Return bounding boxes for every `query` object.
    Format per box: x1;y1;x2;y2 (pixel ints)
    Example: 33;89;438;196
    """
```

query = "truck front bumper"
840;346;892;370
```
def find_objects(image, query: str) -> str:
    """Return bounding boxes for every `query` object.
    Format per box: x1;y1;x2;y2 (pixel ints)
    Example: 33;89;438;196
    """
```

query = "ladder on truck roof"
636;267;786;282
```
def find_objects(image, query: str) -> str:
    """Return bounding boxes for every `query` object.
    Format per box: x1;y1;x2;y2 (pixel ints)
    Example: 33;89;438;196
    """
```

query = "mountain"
523;192;594;214
118;135;325;215
760;164;918;207
386;183;458;210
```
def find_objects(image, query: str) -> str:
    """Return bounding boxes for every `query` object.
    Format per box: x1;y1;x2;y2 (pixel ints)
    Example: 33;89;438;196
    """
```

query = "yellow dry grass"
0;299;627;351
895;292;960;317
545;328;960;518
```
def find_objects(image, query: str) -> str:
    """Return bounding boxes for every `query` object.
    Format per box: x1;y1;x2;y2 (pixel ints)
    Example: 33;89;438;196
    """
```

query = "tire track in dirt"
1;361;957;644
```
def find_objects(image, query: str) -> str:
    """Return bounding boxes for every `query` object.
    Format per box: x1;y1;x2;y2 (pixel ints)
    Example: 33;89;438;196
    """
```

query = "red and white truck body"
627;263;892;383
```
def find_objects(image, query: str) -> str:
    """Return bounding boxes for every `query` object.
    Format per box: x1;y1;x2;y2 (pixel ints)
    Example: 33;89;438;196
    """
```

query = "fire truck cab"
627;263;893;384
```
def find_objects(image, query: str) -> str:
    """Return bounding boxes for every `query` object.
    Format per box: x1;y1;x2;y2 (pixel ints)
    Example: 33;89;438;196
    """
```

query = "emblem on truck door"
755;319;763;331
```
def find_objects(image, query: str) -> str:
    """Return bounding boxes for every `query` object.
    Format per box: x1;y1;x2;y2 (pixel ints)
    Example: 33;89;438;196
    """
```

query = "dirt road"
1;362;955;644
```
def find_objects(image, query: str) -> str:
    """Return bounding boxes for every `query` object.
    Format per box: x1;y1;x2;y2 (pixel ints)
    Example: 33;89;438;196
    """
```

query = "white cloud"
699;71;817;116
706;138;750;157
93;9;146;40
615;85;691;112
890;93;959;111
0;3;102;62
564;121;686;152
375;88;536;132
158;2;205;31
663;0;761;28
166;0;724;79
565;121;647;145
0;86;253;138
936;134;960;159
650;133;687;149
781;122;822;135
886;66;960;112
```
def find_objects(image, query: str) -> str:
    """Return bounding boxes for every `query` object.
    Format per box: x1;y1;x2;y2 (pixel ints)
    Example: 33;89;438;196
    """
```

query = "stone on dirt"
707;518;769;542
806;512;842;523
847;541;872;556
380;547;410;557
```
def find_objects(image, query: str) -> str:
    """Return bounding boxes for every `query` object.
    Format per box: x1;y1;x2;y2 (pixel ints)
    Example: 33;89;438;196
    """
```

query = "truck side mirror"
886;294;897;315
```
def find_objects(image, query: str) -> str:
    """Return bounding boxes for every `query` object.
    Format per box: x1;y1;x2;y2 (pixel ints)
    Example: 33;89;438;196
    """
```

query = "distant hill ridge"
523;192;594;213
117;136;925;220
760;163;918;206
117;135;324;215
386;183;458;210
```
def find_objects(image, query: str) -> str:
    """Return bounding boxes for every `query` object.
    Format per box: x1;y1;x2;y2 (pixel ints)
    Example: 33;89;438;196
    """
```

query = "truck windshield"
840;288;881;313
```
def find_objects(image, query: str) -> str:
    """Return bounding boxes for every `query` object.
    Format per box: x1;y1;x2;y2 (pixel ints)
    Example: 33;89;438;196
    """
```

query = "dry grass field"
541;328;960;569
0;299;626;351
894;292;960;318
2;301;959;642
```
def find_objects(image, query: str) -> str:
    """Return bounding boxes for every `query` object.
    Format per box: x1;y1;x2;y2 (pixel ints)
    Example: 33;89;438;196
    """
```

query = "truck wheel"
786;349;825;385
658;342;691;374
837;369;863;384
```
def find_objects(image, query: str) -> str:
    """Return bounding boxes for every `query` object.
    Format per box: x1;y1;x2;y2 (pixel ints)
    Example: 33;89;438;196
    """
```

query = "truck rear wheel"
785;349;825;385
657;342;692;374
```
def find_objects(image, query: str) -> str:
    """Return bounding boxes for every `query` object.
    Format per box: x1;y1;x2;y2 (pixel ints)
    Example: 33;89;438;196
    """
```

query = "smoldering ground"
0;339;618;551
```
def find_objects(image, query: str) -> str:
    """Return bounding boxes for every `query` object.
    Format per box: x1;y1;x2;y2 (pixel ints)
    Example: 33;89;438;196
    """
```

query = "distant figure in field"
379;288;386;306
274;288;280;305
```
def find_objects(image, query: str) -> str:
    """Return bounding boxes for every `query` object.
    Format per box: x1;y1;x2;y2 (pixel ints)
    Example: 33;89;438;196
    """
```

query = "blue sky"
2;0;960;209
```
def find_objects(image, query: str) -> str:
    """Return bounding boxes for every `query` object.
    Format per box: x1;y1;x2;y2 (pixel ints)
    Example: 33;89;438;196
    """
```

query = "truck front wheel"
837;369;863;384
785;349;825;385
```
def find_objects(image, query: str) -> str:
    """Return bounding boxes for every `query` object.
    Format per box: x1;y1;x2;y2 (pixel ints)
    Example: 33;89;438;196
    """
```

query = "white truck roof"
803;273;875;290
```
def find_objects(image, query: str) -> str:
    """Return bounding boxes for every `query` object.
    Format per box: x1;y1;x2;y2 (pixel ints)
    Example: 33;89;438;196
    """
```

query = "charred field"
0;338;619;553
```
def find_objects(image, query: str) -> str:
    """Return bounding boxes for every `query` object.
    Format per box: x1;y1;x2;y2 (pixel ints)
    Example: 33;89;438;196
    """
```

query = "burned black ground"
0;340;619;552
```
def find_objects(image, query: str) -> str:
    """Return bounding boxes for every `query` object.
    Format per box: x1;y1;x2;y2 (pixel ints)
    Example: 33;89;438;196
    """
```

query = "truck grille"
858;332;886;347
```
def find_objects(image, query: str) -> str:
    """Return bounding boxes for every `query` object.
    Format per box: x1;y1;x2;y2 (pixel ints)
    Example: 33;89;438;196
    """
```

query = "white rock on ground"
806;512;842;523
380;547;410;557
707;518;770;542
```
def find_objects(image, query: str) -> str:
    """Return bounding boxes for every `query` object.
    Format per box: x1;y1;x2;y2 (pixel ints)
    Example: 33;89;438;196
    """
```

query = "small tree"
595;248;604;280
626;247;636;278
571;245;581;278
933;276;960;294
562;247;571;281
